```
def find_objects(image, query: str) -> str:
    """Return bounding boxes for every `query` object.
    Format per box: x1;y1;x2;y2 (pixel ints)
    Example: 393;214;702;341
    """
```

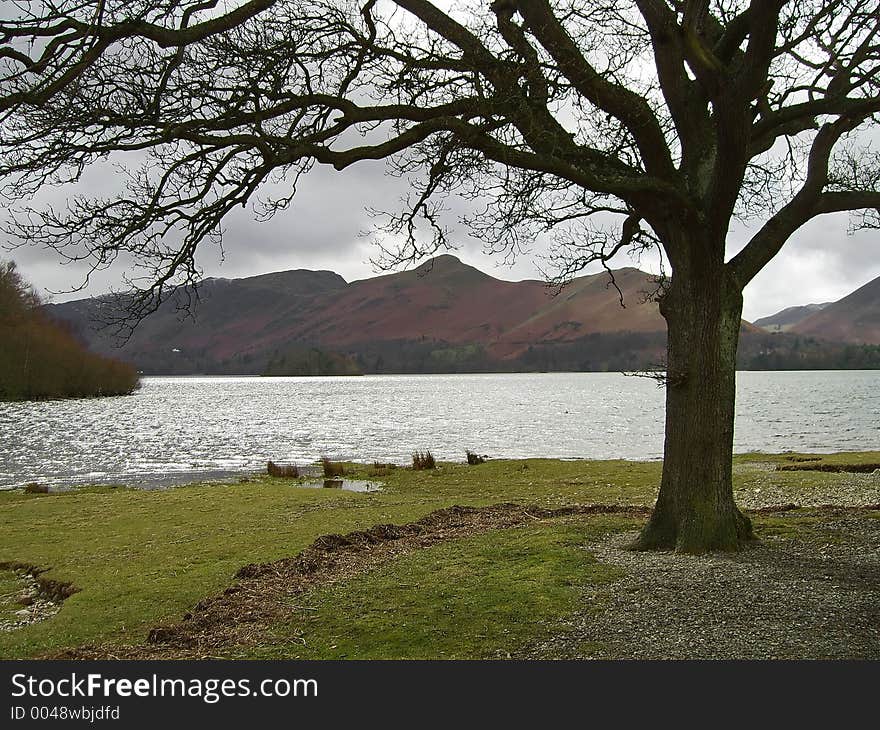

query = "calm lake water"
1;371;878;489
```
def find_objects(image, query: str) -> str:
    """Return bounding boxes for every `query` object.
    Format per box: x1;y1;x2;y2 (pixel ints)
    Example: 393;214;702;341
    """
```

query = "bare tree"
1;0;878;551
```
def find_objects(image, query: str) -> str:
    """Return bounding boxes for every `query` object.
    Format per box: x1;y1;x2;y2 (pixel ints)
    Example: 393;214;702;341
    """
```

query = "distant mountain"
734;274;880;370
753;303;831;332
788;275;880;344
45;255;669;374
48;256;880;374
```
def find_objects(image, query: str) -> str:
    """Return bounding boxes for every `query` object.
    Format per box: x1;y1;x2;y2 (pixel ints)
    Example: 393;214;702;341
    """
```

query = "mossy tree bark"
634;252;754;553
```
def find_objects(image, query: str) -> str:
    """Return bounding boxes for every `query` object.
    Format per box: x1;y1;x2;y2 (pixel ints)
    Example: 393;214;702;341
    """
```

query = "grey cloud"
4;156;879;323
732;214;880;321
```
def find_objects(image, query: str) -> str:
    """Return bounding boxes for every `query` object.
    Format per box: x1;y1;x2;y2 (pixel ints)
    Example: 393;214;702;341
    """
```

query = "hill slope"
46;256;668;374
789;275;880;344
753;303;830;332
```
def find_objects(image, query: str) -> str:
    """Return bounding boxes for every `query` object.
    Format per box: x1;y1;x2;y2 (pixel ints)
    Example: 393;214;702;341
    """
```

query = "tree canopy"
0;1;876;306
0;260;140;400
1;0;878;550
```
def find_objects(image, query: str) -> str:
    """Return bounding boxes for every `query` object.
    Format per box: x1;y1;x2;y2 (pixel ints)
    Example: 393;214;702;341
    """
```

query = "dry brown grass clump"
266;461;299;478
412;451;435;470
466;450;486;465
369;462;397;477
321;456;345;478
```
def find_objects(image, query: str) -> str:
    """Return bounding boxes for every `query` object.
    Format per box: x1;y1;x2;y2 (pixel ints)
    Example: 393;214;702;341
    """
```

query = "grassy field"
1;452;877;659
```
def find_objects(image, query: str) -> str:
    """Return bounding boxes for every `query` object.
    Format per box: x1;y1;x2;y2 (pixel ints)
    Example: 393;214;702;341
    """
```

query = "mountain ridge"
46;256;669;374
44;257;880;374
788;275;880;344
753;302;831;331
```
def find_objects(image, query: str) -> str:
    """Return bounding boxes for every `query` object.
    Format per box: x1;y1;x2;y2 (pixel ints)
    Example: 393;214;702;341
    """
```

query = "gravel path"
733;462;880;509
529;509;880;659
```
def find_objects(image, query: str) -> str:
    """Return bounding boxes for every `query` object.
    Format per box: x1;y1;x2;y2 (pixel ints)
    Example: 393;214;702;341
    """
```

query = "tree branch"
730;114;868;285
515;0;678;180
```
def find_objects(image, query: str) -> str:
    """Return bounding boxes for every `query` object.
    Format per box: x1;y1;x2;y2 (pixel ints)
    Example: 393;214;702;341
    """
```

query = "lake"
1;371;878;489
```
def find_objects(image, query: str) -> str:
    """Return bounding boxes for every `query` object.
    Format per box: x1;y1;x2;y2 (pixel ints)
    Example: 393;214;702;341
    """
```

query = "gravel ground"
528;509;880;659
0;572;61;633
733;462;880;509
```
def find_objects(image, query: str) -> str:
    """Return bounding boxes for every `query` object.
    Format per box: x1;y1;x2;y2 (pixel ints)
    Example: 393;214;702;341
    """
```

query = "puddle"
298;479;383;493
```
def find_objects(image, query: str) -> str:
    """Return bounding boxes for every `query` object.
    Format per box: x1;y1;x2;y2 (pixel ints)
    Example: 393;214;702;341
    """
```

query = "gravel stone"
529;510;880;659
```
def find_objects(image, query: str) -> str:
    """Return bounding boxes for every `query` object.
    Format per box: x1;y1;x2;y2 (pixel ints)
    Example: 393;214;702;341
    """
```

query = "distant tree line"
263;347;362;376
737;332;880;370
518;332;668;372
43;304;880;378
0;261;139;400
343;329;880;374
350;339;497;374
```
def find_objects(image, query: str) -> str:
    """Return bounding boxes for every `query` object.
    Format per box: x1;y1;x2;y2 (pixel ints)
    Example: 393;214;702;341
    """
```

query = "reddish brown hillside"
248;256;666;360
790;274;880;344
240;254;550;350
492;267;665;358
46;255;668;373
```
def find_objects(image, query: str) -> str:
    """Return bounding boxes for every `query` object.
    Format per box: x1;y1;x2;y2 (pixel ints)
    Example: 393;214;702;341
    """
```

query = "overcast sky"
7;155;878;323
2;2;879;323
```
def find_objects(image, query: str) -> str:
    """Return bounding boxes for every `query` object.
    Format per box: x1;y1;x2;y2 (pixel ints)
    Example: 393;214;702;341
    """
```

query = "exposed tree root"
631;502;756;554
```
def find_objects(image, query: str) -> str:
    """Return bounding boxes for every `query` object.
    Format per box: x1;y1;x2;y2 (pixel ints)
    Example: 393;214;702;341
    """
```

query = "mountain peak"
429;253;463;265
409;254;491;282
238;268;347;292
418;253;472;271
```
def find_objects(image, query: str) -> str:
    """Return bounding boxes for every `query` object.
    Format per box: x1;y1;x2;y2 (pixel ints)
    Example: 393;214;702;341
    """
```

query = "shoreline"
2;452;879;660
3;447;879;494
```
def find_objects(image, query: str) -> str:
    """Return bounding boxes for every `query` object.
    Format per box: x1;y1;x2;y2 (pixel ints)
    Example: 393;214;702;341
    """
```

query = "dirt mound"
777;462;880;473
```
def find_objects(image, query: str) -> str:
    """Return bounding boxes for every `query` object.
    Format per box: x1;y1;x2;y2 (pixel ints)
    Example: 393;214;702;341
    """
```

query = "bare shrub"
412;451;436;470
321;456;345;478
267;461;299;478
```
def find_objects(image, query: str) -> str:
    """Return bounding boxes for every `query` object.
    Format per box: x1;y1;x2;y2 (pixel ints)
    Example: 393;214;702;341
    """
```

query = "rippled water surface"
2;371;878;489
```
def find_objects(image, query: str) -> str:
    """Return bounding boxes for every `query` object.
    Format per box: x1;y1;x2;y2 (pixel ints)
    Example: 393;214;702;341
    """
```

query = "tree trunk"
634;261;754;553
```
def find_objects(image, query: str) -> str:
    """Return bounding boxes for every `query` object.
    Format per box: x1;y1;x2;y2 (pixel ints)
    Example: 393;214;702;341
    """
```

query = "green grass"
0;460;657;658
733;450;880;498
736;450;880;468
750;513;826;540
0;482;397;658
1;451;877;659
250;517;633;660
